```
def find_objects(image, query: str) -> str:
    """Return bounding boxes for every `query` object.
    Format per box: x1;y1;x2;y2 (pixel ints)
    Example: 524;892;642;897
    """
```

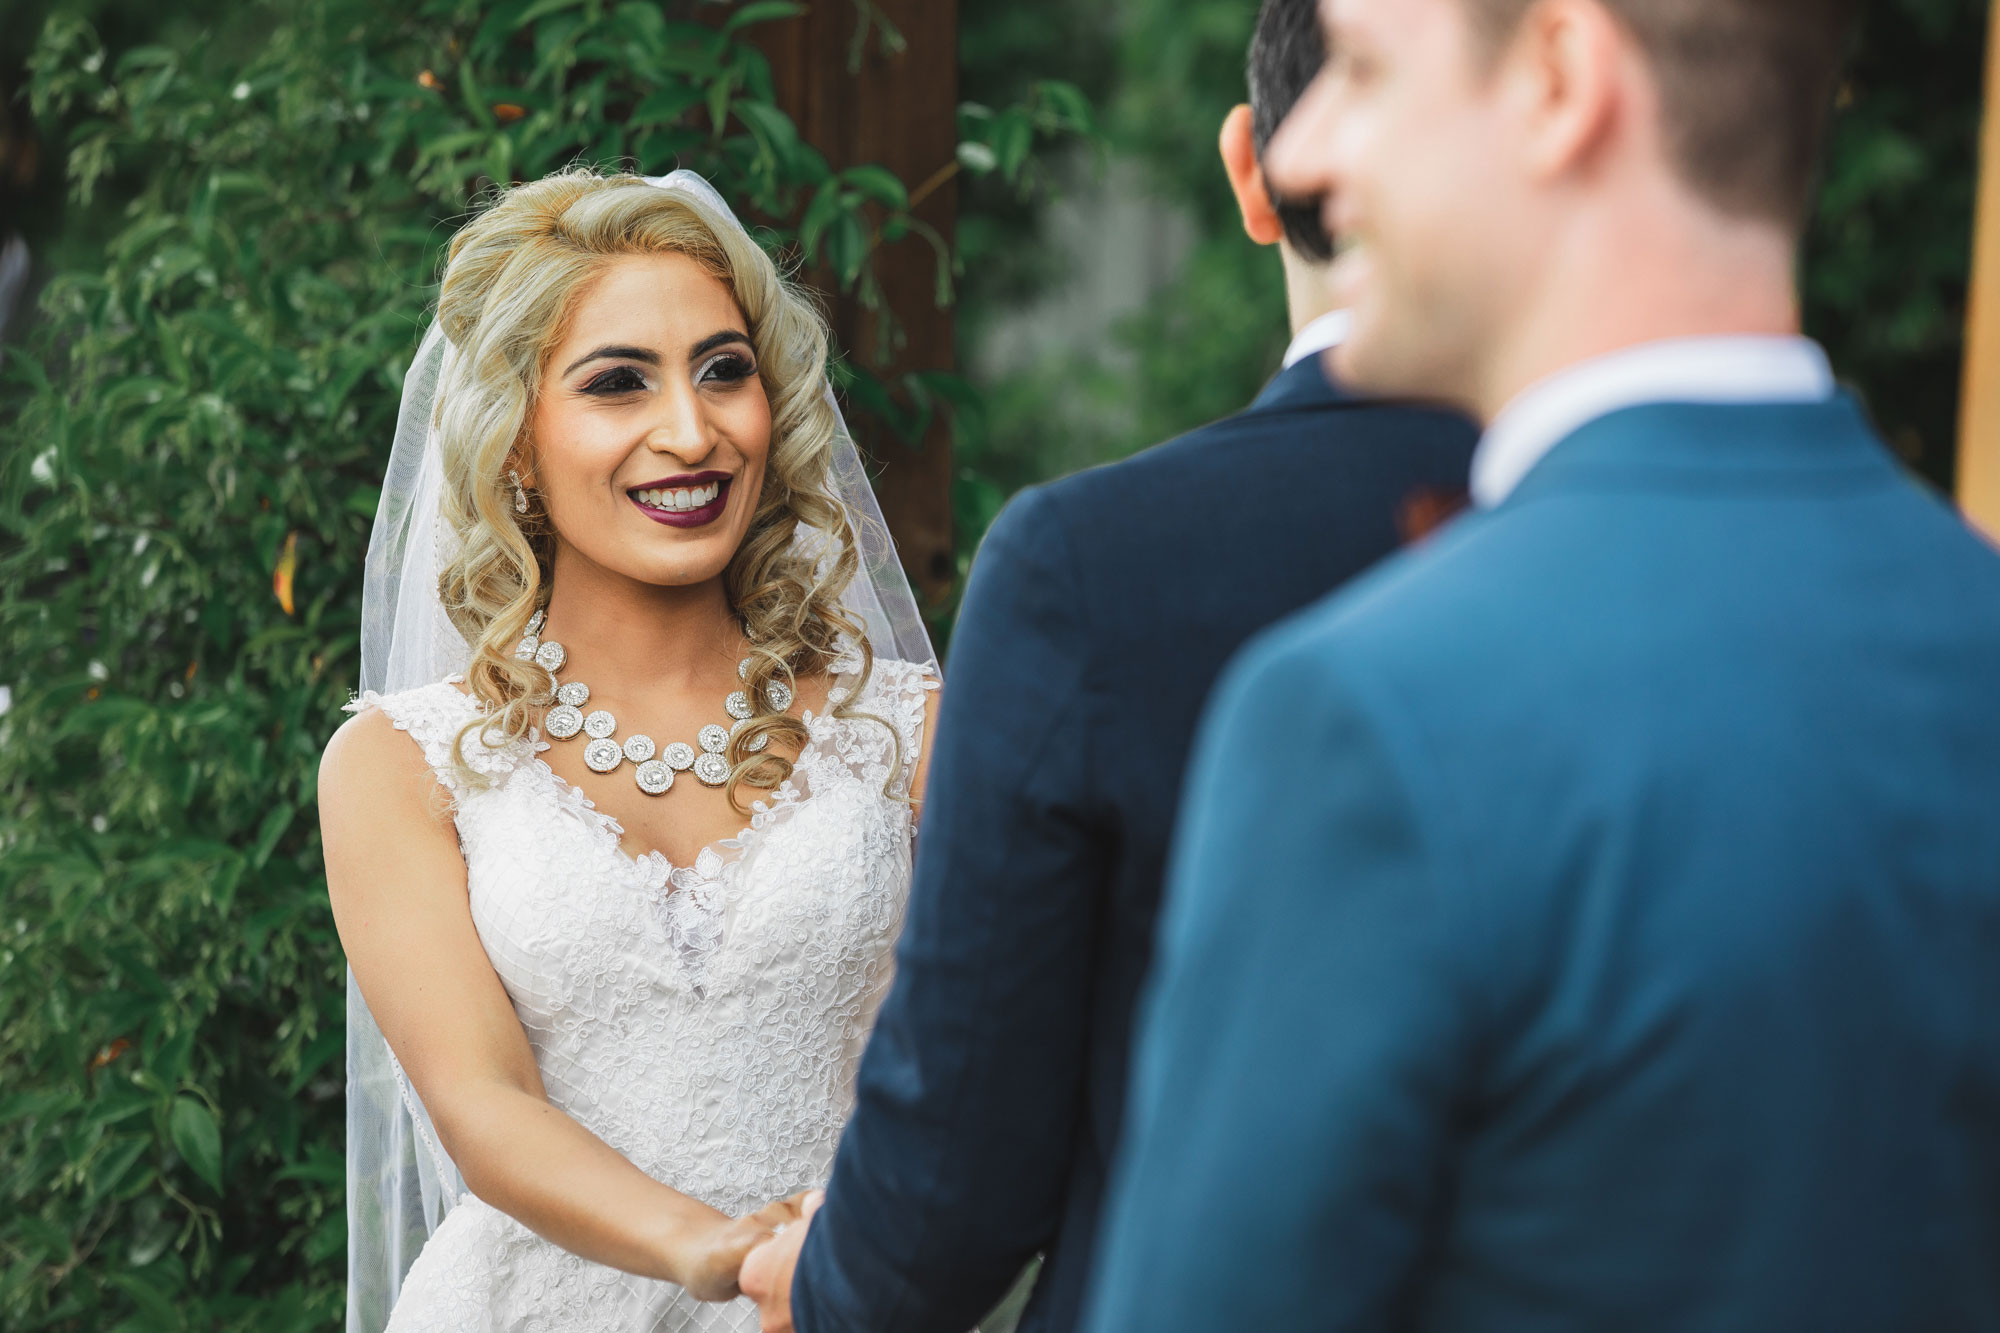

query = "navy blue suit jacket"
1086;396;2000;1332
792;358;1477;1333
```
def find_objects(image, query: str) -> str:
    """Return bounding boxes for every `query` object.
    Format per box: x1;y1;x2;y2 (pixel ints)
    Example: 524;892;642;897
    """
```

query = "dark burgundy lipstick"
628;471;732;529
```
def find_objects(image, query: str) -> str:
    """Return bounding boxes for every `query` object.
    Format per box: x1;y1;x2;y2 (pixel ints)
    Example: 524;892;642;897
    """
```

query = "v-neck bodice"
346;654;935;1330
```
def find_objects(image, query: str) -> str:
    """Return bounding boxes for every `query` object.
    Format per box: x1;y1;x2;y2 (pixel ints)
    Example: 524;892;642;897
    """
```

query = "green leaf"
169;1096;221;1192
722;1;807;33
1033;79;1096;134
459;63;495;128
993;111;1034;179
826;211;870;288
706;72;735;137
516;0;588;28
841;164;908;210
733;99;800;158
799;180;847;258
108;1270;184;1329
630;85;703;126
87;1134;152;1203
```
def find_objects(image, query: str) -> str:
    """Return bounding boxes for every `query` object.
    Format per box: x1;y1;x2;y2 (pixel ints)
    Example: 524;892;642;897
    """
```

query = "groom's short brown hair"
1465;0;1856;228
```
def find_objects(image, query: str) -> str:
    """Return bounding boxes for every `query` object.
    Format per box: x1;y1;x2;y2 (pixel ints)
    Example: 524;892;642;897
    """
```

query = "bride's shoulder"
839;654;942;800
842;653;939;711
339;675;482;734
319;686;472;899
321;677;482;790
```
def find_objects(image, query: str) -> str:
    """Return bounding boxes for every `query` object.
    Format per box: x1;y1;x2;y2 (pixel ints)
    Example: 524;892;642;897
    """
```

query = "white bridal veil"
344;169;937;1331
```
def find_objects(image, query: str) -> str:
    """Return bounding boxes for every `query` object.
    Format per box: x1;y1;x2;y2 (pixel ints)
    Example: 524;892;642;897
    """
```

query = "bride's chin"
627;545;741;590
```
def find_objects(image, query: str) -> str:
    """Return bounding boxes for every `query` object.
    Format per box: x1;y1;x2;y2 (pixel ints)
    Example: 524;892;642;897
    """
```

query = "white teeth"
635;482;723;512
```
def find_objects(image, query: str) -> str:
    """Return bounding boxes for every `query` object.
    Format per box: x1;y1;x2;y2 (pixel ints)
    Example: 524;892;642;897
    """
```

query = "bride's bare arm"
318;707;798;1300
908;680;944;810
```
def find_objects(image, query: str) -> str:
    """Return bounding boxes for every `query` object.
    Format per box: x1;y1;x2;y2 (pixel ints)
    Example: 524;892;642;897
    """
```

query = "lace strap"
861;657;939;801
343;677;512;798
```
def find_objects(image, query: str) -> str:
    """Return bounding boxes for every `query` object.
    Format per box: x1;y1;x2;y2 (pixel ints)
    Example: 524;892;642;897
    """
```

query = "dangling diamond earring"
508;469;529;515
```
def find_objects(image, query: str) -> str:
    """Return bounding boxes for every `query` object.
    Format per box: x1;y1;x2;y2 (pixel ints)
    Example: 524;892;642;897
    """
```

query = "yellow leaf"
273;531;298;616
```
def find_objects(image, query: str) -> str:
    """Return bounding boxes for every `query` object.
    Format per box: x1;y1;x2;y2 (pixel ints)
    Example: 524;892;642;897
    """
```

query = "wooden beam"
759;1;960;615
1959;2;2000;536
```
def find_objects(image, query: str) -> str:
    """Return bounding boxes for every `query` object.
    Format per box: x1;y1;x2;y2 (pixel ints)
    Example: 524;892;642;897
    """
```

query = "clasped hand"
738;1188;823;1332
680;1191;815;1304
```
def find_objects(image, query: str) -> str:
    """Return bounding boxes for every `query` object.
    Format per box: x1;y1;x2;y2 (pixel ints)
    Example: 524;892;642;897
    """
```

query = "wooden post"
1959;3;2000;536
760;2;960;615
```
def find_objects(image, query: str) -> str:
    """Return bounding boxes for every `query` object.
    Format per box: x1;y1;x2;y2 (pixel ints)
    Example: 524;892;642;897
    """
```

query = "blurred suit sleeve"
794;485;1106;1333
1081;633;1475;1333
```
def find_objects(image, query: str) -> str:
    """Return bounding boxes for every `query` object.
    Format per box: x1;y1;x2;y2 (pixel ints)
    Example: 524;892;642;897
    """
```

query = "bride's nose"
640;376;720;464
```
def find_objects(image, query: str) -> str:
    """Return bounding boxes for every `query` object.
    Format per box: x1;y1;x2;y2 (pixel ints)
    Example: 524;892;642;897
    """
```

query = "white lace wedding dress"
348;650;936;1332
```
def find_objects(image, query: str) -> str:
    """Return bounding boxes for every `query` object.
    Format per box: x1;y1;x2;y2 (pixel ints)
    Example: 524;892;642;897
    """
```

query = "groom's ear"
1219;103;1285;248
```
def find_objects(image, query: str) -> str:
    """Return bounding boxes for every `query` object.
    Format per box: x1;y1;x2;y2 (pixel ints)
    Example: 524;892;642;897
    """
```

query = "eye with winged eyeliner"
696;352;757;385
580;365;651;396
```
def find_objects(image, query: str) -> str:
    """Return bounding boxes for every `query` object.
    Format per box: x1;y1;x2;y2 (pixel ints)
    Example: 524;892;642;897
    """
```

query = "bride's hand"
677;1193;810;1302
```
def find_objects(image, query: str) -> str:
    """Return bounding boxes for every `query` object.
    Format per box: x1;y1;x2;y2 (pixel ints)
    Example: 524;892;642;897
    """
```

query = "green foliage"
1803;0;1988;489
0;1;1075;1325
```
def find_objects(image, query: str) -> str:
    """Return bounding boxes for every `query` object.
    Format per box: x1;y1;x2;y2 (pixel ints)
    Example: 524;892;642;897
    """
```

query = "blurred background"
0;0;1990;1325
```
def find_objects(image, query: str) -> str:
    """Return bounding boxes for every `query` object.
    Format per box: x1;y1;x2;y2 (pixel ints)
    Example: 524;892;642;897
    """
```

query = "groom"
739;3;1474;1329
1086;0;2000;1329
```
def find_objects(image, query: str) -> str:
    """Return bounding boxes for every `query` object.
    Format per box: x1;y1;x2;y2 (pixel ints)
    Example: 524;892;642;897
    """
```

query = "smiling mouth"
629;475;731;528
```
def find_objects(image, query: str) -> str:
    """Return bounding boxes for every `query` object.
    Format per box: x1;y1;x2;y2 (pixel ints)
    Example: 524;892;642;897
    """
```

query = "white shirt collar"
1282;308;1353;370
1473;335;1836;508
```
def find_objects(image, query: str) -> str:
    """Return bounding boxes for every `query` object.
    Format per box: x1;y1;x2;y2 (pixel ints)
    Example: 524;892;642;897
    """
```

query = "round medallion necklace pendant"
515;635;539;661
731;718;770;753
537;631;762;796
583;737;623;773
765;680;794;711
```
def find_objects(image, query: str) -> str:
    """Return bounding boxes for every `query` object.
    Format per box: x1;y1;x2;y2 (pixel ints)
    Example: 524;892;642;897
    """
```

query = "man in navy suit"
738;4;1475;1329
1087;0;2000;1329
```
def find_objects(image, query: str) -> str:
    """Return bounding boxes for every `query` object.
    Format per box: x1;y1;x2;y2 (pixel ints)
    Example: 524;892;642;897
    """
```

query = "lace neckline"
360;653;923;966
523;701;840;882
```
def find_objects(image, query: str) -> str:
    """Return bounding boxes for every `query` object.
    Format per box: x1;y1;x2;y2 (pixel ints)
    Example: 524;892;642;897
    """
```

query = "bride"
318;168;940;1331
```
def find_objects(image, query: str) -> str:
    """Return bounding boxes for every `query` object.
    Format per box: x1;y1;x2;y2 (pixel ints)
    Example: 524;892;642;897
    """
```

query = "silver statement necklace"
514;609;792;797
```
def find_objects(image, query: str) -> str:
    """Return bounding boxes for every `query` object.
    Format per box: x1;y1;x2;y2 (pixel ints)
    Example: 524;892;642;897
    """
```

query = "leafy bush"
0;2;1078;1325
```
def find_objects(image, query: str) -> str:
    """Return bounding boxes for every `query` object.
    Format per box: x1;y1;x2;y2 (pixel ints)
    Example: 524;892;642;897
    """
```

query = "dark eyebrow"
689;329;754;360
562;344;661;377
561;331;751;378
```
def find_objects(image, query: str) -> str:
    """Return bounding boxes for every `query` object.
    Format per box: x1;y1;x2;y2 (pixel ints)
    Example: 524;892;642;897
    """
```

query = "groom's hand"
741;1188;823;1332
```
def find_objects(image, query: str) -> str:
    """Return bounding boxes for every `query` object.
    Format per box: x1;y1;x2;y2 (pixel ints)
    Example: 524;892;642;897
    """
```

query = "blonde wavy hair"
430;167;887;808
